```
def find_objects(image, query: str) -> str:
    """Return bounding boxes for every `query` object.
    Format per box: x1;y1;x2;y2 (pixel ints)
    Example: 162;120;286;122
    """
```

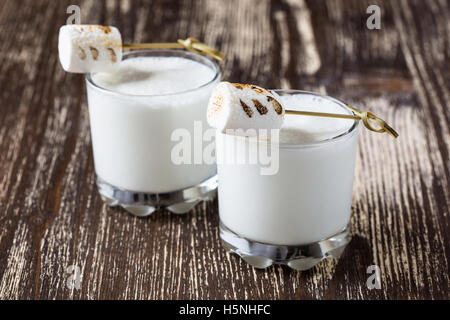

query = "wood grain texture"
0;0;448;300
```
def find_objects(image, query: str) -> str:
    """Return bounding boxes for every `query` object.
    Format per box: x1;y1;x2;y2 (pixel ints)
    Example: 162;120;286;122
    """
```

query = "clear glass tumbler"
86;50;221;216
216;90;359;271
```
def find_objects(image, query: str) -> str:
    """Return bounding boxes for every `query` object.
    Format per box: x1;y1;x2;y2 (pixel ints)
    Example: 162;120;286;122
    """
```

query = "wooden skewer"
123;38;226;61
285;110;360;120
123;43;184;50
285;108;399;138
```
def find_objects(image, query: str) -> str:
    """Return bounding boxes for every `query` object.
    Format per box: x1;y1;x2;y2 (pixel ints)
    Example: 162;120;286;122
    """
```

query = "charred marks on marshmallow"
82;25;112;34
231;82;283;118
232;83;245;90
240;99;254;118
232;83;270;95
77;46;87;60
267;96;283;115
96;25;112;34
252;99;268;115
250;85;266;94
107;48;117;62
89;47;99;60
78;46;116;62
206;82;285;132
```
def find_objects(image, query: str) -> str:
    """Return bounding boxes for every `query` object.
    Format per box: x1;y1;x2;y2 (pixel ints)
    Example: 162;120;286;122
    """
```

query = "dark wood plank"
0;0;448;299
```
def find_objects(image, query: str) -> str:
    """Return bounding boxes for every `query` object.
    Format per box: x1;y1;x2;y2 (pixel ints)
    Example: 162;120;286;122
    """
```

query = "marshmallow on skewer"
58;25;123;73
207;82;285;133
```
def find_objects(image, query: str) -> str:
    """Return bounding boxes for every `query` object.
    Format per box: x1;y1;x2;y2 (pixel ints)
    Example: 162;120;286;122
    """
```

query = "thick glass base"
220;222;349;271
97;175;218;217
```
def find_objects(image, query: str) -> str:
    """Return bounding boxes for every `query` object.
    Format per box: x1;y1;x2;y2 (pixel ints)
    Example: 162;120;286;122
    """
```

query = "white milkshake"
216;91;358;250
86;50;220;215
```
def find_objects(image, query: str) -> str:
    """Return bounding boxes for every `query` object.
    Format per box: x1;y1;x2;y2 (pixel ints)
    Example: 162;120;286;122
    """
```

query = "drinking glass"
217;90;359;270
86;50;221;216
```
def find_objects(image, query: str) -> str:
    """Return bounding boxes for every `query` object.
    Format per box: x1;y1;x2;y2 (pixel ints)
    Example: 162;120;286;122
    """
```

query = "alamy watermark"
66;5;81;25
366;5;381;30
171;122;280;176
366;265;381;289
66;265;82;290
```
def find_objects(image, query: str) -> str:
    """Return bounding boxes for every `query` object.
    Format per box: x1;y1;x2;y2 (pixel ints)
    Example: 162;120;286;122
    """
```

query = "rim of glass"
218;89;359;148
85;49;221;97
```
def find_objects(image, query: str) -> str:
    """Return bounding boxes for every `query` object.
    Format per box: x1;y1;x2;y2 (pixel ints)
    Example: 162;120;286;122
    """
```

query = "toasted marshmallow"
207;82;285;133
58;25;123;73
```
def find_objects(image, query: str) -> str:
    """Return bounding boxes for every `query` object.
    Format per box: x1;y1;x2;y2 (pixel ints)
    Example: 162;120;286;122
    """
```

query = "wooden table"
0;0;448;300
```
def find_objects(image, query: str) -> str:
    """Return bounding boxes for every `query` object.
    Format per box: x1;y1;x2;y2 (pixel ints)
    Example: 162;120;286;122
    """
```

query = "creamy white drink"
86;51;220;199
216;91;358;246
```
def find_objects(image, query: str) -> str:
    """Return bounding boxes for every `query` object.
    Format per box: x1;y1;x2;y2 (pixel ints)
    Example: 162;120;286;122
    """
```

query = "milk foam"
92;57;216;95
279;94;355;144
